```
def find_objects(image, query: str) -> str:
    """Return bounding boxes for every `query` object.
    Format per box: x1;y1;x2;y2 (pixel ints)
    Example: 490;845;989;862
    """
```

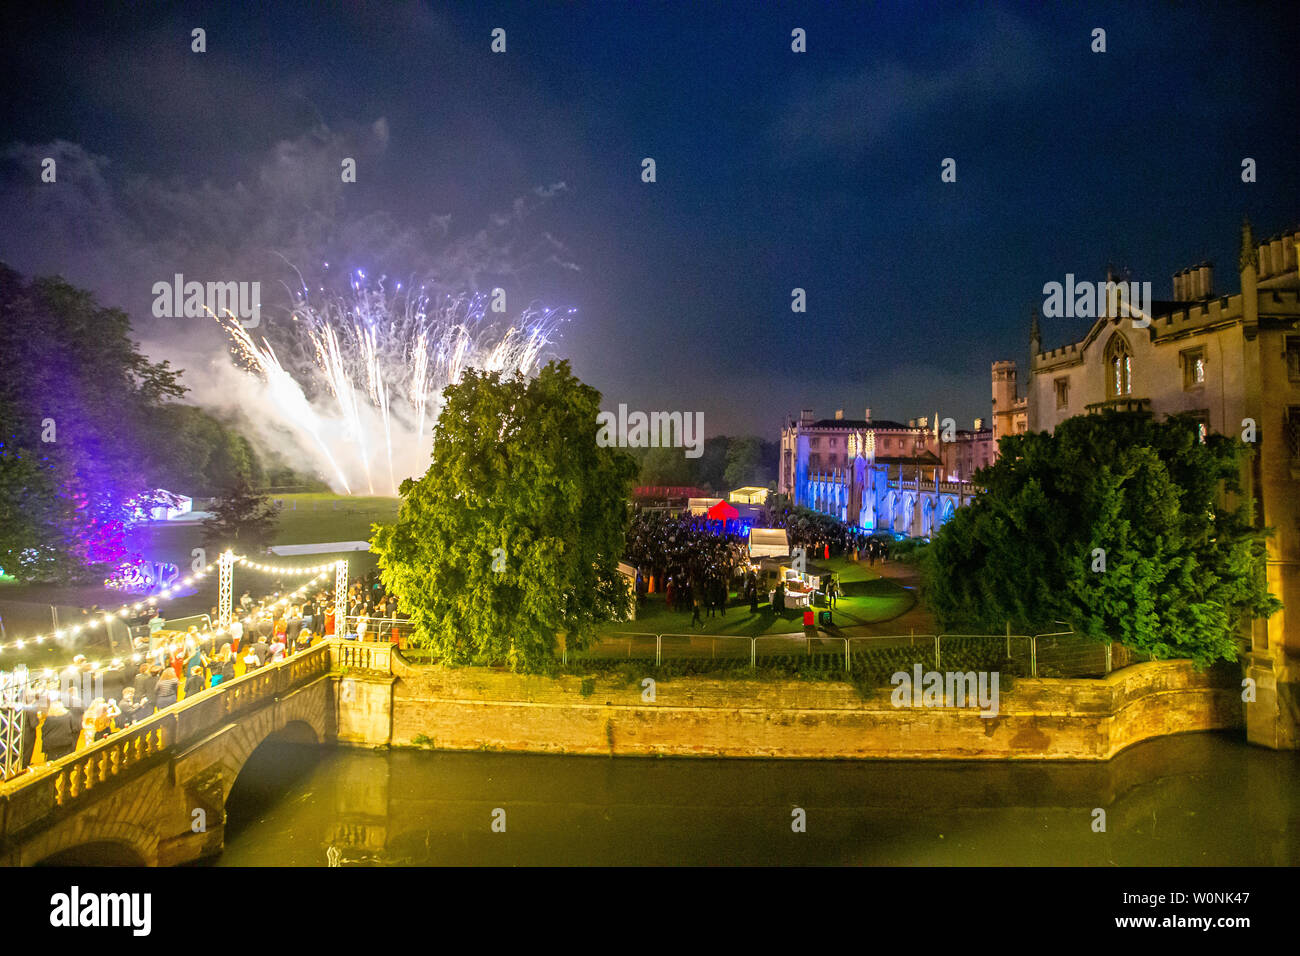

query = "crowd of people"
766;500;896;564
623;504;896;626
1;569;408;778
625;511;751;627
345;569;404;642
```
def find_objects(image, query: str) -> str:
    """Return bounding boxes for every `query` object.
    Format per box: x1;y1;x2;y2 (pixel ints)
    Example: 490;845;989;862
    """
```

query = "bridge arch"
35;839;151;867
24;818;157;867
216;689;328;805
0;644;337;868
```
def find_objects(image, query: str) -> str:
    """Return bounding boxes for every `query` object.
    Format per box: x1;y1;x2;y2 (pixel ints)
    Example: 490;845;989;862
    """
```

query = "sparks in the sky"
212;275;569;494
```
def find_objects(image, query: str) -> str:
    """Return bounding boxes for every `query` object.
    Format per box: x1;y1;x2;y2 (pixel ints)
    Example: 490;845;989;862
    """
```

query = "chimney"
1172;269;1183;300
974;417;984;430
1269;237;1284;279
800;408;814;425
908;418;916;428
864;407;871;423
834;409;844;420
1258;239;1271;278
1198;262;1212;298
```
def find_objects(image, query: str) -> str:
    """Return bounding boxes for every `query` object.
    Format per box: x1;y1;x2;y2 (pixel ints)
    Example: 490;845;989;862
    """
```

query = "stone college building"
1029;221;1300;749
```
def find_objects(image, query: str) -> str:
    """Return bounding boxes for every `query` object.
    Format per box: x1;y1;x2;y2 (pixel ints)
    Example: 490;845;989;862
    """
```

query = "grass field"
2;500;917;671
601;556;914;637
0;493;399;668
260;493;401;546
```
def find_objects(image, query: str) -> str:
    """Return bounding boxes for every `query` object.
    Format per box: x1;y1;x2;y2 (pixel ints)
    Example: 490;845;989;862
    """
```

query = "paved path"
830;557;937;637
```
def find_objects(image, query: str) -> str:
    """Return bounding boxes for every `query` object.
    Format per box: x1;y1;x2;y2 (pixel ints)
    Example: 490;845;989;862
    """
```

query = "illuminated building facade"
1028;222;1300;749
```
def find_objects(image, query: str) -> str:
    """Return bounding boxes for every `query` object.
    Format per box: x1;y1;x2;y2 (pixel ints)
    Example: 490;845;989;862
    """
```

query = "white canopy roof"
748;528;790;557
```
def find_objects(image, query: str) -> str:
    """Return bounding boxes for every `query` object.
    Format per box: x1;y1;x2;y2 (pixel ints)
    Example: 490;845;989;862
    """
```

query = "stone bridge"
0;639;395;866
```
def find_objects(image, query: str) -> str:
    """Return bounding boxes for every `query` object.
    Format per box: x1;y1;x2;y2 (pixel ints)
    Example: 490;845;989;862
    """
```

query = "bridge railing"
0;640;335;844
330;639;393;672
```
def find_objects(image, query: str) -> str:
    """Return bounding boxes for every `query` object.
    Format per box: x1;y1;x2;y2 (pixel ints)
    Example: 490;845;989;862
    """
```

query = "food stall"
770;563;820;609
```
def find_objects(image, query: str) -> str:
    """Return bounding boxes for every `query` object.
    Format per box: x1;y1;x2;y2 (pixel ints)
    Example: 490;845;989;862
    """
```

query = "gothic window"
1105;333;1133;398
1181;347;1206;389
1185;409;1210;444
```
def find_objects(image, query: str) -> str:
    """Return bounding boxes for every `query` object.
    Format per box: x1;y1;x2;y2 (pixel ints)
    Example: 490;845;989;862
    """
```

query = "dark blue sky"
1;0;1296;437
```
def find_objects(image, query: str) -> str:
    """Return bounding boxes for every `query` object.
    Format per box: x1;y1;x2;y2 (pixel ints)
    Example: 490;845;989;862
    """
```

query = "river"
212;731;1299;866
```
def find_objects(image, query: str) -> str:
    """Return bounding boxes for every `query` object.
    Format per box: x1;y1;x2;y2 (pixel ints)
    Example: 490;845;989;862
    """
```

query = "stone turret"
1239;219;1258;326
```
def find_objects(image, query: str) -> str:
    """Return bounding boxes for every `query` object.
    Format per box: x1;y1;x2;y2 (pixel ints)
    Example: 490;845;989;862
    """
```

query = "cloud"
773;7;1048;160
0;124;579;489
0;122;573;325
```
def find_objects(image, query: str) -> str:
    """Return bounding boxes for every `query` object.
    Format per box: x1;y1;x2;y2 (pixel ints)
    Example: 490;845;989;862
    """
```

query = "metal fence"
565;629;1148;679
343;616;416;646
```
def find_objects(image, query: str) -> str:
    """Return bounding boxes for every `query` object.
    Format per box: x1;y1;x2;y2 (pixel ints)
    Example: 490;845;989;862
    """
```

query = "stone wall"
385;656;1241;761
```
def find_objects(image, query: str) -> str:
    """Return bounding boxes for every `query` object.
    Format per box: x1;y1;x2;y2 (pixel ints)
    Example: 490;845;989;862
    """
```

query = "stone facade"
778;366;1016;536
388;656;1238;761
1028;222;1300;750
992;359;1029;443
777;411;980;536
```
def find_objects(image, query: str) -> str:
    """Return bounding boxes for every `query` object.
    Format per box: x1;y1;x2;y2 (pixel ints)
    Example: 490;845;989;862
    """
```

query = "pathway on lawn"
828;557;936;637
601;555;935;646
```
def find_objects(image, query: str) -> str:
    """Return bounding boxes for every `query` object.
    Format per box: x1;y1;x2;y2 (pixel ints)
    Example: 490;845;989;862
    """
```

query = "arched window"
1105;334;1133;398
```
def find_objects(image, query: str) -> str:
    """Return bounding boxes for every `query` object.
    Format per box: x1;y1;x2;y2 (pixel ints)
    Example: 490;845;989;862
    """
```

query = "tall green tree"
922;411;1279;666
692;435;731;492
372;361;637;669
145;404;265;497
0;265;186;582
724;435;765;489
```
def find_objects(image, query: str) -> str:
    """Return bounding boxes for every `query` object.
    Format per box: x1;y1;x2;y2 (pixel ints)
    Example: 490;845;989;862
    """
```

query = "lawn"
602;556;914;637
260;493;400;546
0;492;400;669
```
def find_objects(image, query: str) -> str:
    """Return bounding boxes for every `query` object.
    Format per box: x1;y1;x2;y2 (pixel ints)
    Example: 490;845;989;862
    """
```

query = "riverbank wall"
336;652;1243;761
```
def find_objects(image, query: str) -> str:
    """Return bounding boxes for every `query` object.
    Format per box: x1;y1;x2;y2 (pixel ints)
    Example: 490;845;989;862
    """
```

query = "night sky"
1;1;1296;438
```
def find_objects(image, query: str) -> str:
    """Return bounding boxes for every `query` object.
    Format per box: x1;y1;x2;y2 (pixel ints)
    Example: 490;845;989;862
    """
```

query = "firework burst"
213;274;570;494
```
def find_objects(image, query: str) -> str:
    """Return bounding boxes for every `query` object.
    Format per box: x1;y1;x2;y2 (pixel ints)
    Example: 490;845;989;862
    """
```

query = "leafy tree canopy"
372;361;637;669
922;411;1279;667
144;404;265;497
628;435;775;493
0;265;185;582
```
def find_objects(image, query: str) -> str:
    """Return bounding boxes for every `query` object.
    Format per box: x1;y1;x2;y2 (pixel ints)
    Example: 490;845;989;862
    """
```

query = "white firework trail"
213;276;570;495
214;311;354;493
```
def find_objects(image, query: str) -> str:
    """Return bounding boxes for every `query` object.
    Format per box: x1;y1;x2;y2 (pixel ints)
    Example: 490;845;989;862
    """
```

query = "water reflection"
214;732;1299;866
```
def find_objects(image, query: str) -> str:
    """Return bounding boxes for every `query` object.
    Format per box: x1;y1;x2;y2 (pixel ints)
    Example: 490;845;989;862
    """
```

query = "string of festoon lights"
2;572;330;683
233;554;341;576
0;562;220;657
0;553;339;657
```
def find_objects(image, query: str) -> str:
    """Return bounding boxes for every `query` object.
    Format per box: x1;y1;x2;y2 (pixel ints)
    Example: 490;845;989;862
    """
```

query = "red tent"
706;500;740;522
